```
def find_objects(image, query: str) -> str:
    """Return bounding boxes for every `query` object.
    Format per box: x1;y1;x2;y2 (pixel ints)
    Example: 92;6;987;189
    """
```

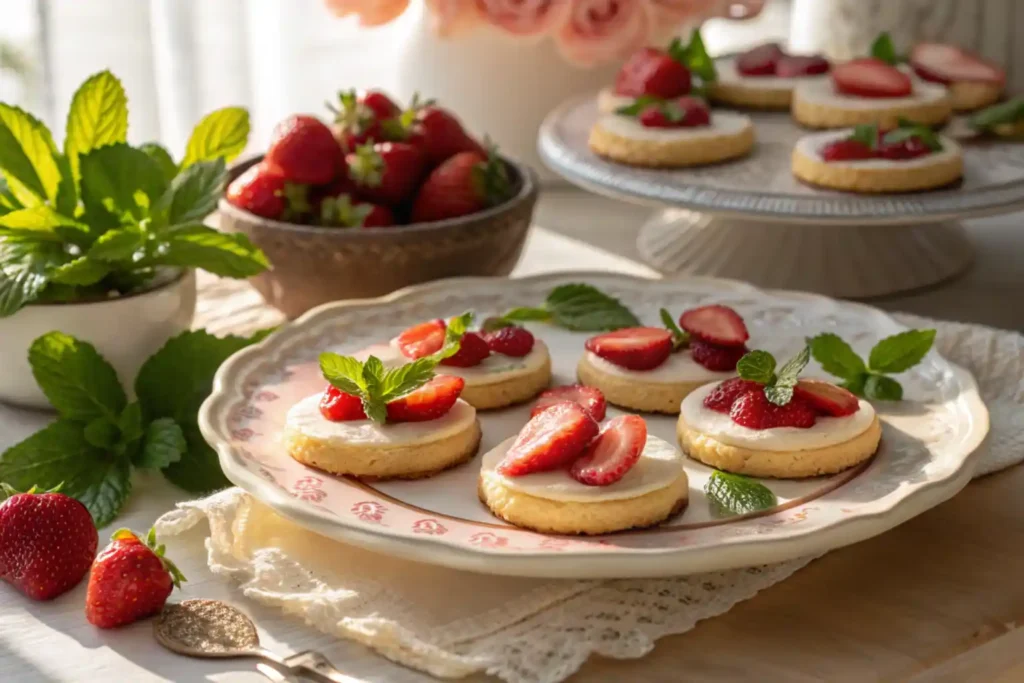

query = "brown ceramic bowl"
218;155;538;319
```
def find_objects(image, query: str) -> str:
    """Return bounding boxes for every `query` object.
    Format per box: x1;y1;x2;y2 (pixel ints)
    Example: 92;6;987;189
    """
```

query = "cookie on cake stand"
708;42;831;111
910;42;1006;113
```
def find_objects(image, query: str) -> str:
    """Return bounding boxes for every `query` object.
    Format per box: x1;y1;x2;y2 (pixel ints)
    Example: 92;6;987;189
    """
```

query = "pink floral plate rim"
199;272;990;579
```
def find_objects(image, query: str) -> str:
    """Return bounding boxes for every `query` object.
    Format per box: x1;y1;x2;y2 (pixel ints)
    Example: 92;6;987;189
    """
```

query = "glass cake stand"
538;97;1024;298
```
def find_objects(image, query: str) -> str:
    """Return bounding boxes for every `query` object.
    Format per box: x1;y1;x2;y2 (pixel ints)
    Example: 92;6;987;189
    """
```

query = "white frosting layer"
584;350;734;385
352;339;549;387
597;87;635;113
595;111;752;142
680;382;875;452
481;434;684;502
715;56;830;91
286;393;477;446
795;129;962;169
794;75;948;110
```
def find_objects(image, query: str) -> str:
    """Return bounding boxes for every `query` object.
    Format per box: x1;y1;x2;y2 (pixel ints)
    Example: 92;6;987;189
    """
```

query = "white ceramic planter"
0;270;197;409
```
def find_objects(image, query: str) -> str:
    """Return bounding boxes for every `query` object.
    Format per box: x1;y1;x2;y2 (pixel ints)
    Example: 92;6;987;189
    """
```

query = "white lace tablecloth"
154;312;1024;683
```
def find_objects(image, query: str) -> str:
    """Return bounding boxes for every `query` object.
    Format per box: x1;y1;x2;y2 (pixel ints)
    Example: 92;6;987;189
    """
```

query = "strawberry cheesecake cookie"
479;405;688;535
910;42;1006;112
577;305;749;414
285;349;481;480
709;43;831;110
678;348;882;478
792;121;963;193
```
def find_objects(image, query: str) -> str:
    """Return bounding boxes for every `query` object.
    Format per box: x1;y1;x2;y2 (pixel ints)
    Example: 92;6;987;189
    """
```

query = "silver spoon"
154;599;358;683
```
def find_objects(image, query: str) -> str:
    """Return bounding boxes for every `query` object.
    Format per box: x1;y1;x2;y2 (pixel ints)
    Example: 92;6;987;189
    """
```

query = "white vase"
393;8;619;184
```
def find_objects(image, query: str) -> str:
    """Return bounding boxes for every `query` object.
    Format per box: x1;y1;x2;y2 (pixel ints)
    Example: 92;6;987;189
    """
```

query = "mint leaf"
660;307;689;350
705;470;776;516
0;239;61;316
864;374;903;401
850;124;879;149
0;103;62;206
29;332;126;422
50;256;110;286
615;95;662;117
118;401;144;444
543;283;640;331
775;346;810;386
64;70;128;186
181;107;250;168
870;32;900;65
87;226;146;262
681;28;716;82
80;142;169;221
868;329;936;374
882;124;942;152
140;142;178;183
0;205;87;243
320;352;367;395
378;359;436;402
0;419;132;527
153;224;268;277
498;307;552;324
808;332;866;381
84;417;120;449
841;373;868;397
136;418;187;470
970;96;1024;132
153;159;226;226
737;350;776;384
432;311;472;361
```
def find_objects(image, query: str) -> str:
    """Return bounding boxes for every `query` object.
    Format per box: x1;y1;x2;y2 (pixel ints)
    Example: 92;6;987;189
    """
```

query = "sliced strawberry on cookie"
531;385;607;422
319;385;368;421
776;55;830;77
793;379;860;417
678;305;749;347
396;319;446;359
386;375;466;422
909;43;1005;86
729;390;816;429
821;138;876;161
690;339;748;371
585;327;673;371
440;331;490;367
702;378;761;413
481;325;535;357
736;42;785;76
497;402;599;476
615;47;691;98
569;415;647;486
832;58;913;98
637;97;711;128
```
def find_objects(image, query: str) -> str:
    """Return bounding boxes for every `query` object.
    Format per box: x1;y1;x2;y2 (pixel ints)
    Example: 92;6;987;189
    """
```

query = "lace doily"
156;313;1024;683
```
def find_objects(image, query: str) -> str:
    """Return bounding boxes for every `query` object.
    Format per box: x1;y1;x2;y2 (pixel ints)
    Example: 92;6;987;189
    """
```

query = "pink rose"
474;0;571;36
426;0;484;37
322;0;410;26
557;0;651;66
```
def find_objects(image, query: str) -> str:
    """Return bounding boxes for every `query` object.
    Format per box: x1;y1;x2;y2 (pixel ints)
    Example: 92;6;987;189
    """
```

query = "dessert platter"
199;272;989;579
539;32;1024;298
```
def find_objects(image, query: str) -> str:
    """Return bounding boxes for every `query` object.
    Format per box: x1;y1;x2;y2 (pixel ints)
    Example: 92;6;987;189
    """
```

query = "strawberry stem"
348;143;384;188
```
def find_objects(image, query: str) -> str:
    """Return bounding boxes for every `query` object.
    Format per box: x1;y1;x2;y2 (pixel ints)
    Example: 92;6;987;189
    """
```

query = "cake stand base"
636;209;974;299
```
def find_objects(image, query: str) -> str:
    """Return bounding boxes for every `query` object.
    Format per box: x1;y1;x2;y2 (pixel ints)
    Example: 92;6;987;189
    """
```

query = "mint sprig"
807;329;935;401
969;96;1024;133
496;283;640;332
660;307;689;350
705;470;777;516
850;124;879;149
736;347;810;406
882;118;943;151
668;28;717;83
869;32;902;65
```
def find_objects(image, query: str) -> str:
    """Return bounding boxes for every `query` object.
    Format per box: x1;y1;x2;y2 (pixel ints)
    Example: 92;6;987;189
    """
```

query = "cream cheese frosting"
794;75;948;110
680;381;875;452
480;434;684;502
285;393;477;447
795;129;962;169
584;350;734;385
351;339;550;387
594;111;753;142
714;56;830;91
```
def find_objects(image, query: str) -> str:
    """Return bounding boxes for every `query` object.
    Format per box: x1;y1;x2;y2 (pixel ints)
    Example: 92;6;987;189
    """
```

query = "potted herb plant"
0;71;268;408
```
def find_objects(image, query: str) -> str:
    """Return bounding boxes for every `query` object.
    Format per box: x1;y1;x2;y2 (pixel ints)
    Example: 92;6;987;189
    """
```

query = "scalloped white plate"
199;273;989;578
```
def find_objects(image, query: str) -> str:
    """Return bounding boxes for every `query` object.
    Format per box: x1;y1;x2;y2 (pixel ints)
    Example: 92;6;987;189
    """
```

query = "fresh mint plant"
807;329;935;401
736;346;810;406
705;470;777;516
496;283;641;332
0;71;265;317
0;327;273;526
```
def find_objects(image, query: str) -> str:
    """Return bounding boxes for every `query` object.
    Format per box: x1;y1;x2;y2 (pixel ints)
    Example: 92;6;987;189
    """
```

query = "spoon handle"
283;650;359;683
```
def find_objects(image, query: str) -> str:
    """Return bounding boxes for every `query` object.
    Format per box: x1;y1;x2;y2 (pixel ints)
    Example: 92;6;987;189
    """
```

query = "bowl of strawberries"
220;90;538;319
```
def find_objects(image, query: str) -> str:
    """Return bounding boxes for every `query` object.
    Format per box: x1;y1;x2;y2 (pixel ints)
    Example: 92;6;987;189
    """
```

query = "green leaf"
764;384;794;406
79;142;169;221
136;418;187;470
50;256;110;286
0;419;132;527
498;306;552;324
660;307;689;350
361;355;386;398
681;28;716;82
135;330;263;493
864;373;903;401
850;124;879;149
87;226;146;262
736;350;776;384
152;223;268;277
64;71;128;186
432;311;473;361
84;417;120;449
615;95;663;117
28;331;127;422
704;470;777;516
181;107;250;168
870;31;900;65
775;346;810;387
807;332;867;381
841;373;868;397
118;401;144;444
882;123;943;152
361;398;387;425
0;239;62;316
0;205;87;242
0;103;62;206
969;96;1024;132
320;352;366;395
378;358;436;402
544;283;640;331
139;142;178;183
868;329;936;374
153;159;225;226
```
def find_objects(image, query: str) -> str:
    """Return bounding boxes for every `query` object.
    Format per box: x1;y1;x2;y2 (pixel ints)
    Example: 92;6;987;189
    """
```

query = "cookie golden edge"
460;351;553;411
791;91;953;129
285;417;482;480
588;119;755;168
708;81;793;110
947;81;1002;112
577;354;711;414
677;411;882;479
791;143;964;193
478;471;690;535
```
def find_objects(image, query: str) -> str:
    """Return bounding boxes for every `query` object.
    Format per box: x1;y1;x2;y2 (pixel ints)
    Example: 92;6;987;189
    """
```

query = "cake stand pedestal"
539;103;1024;299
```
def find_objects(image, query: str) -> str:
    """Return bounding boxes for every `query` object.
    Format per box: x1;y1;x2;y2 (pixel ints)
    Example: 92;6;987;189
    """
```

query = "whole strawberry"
265;114;341;185
411;148;511;223
412;105;485;166
227;162;312;221
319;193;394;229
347;141;425;206
0;485;98;601
328;90;399;151
85;528;185;629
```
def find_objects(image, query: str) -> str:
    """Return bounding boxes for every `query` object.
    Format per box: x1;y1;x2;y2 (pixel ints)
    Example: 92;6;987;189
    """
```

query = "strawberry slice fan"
538;66;1024;300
